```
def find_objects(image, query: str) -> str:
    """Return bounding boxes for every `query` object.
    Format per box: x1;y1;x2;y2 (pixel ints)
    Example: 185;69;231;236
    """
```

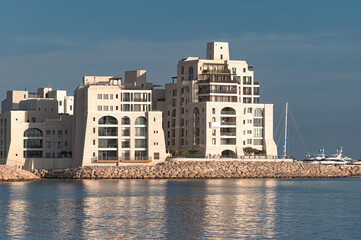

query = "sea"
1;178;361;240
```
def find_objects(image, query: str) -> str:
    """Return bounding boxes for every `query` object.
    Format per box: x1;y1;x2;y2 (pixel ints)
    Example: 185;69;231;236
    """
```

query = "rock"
0;166;40;181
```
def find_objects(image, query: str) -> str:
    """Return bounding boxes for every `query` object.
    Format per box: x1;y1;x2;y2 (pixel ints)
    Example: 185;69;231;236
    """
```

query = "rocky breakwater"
33;161;361;179
0;165;40;181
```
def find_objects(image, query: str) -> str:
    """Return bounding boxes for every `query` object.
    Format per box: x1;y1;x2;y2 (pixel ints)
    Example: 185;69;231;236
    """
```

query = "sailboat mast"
283;102;288;158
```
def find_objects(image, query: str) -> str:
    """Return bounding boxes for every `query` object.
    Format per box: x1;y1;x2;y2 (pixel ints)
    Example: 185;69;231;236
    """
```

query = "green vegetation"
167;148;203;158
243;147;266;156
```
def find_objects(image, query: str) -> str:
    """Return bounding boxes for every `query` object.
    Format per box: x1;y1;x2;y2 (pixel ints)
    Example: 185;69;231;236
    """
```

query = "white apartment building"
0;88;74;169
72;70;167;167
158;42;277;157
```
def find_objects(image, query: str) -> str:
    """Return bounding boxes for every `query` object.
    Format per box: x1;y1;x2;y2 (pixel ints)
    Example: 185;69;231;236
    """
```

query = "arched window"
121;116;130;125
254;108;263;117
221;107;236;115
135;117;147;125
188;66;194;80
99;116;118;125
212;117;216;122
24;128;42;137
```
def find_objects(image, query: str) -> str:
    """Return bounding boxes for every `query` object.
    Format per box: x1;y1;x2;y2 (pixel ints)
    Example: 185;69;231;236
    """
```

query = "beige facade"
158;42;277;157
0;42;278;169
0;88;73;169
73;71;166;167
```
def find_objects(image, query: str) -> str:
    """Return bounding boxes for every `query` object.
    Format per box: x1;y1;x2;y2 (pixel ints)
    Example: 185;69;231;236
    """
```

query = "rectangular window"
64;141;68;146
97;106;102;111
58;130;63;138
110;106;113;111
58;142;63;149
254;119;263;127
46;141;51;149
135;139;147;148
254;139;263;145
103;106;109;111
110;94;113;100
46;130;51;137
98;94;102;99
103;94;109;100
154;152;160;160
254;129;263;138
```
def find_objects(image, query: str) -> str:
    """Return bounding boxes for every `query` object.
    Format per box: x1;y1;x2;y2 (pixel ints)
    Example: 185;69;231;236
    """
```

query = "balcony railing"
91;156;153;163
220;132;236;136
198;78;239;84
199;89;237;94
220;111;236;115
221;121;236;126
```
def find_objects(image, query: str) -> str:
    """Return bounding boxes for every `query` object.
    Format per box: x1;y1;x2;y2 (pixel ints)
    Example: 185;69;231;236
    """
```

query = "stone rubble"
32;161;361;179
0;165;40;181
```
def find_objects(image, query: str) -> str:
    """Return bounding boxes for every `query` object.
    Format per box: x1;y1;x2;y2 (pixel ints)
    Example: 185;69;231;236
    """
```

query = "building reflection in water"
2;183;27;239
202;179;277;239
0;179;277;239
163;179;277;239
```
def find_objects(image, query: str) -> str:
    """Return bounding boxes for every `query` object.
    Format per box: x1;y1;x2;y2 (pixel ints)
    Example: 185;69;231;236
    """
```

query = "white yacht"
303;147;354;166
302;148;326;164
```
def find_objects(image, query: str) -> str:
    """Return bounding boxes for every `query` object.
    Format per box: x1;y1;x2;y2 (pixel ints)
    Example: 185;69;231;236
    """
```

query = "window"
254;129;263;138
65;130;68;135
58;130;63;138
110;94;113;100
243;68;246;73
254;139;263;145
116;94;119;99
254;118;263;127
220;54;223;59
97;106;102;111
58;142;63;149
154;152;160;160
59;101;62;106
212;108;215;114
188;66;194;80
103;106;109;111
46;141;51;149
135;139;147;148
181;66;184;75
46;130;51;137
254;108;263;117
103;94;109;100
24;128;42;137
232;68;236;74
99;116;118;125
135;117;147;125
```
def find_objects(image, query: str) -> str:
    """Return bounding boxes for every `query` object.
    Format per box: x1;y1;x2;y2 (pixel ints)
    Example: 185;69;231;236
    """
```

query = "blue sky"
1;0;361;159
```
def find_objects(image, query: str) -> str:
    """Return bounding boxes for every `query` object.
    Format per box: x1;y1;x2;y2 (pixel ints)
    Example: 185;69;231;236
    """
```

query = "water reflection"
2;178;359;239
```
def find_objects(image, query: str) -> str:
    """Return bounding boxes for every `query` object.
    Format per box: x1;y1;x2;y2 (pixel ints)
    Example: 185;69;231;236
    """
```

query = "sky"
1;0;360;159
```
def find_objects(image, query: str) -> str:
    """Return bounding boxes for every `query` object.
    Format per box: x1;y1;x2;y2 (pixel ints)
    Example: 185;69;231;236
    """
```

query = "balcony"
221;121;236;126
199;89;237;94
198;78;239;84
92;156;152;163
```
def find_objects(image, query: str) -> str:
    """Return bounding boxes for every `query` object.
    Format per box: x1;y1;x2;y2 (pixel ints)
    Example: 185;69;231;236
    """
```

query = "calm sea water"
1;178;361;240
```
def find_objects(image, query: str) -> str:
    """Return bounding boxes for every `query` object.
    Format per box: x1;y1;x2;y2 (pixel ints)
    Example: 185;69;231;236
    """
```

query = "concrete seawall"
33;161;361;179
0;166;40;181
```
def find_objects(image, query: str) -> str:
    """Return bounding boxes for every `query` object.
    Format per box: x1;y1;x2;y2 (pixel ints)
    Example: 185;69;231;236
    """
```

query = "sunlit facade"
157;42;277;157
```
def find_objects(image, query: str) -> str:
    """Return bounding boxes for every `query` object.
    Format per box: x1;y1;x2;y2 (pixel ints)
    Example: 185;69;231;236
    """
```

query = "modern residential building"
0;42;279;169
156;42;277;158
0;88;74;169
72;70;167;167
